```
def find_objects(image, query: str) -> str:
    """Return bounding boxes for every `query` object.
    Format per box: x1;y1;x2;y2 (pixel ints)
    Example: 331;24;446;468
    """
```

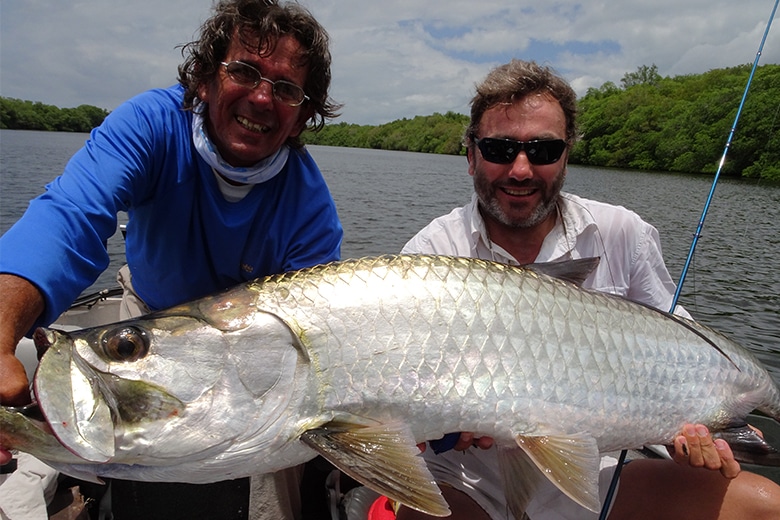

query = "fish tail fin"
717;423;780;467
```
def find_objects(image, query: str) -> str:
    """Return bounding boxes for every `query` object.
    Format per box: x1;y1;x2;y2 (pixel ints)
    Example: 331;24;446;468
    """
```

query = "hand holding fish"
0;352;29;403
0;353;32;465
417;432;494;454
674;424;742;479
452;432;494;451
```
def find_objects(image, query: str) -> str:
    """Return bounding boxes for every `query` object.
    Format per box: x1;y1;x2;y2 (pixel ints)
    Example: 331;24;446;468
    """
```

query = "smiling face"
469;93;568;236
197;33;313;167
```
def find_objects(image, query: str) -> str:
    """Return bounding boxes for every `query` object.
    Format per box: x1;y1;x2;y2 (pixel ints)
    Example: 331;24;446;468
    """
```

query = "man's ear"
466;145;477;177
197;82;209;103
290;105;315;138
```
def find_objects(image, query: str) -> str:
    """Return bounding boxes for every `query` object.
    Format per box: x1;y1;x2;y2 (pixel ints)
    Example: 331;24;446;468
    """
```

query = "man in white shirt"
397;59;780;519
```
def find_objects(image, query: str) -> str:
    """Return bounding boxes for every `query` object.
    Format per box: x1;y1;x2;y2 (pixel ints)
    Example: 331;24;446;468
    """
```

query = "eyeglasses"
474;136;567;165
220;61;309;107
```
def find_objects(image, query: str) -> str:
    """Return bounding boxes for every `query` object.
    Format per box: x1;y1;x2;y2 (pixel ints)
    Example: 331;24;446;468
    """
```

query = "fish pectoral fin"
514;432;602;513
497;445;544;520
525;257;600;286
301;420;450;517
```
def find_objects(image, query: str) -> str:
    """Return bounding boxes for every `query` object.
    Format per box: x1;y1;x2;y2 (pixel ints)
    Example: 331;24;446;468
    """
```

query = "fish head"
26;285;315;474
31;312;230;463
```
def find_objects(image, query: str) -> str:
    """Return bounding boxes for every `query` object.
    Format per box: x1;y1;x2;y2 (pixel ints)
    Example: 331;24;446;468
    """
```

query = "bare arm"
0;273;45;464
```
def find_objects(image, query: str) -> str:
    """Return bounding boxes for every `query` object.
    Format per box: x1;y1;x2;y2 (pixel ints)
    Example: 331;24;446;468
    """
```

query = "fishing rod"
598;2;779;519
670;0;779;311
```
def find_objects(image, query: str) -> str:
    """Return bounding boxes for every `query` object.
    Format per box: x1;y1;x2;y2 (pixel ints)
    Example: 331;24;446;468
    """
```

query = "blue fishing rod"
598;2;779;518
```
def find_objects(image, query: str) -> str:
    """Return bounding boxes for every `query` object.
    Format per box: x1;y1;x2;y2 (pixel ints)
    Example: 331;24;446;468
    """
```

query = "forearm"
0;274;44;406
0;274;45;353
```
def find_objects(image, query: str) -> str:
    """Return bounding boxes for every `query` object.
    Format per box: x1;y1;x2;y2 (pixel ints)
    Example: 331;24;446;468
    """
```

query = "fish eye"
102;326;149;362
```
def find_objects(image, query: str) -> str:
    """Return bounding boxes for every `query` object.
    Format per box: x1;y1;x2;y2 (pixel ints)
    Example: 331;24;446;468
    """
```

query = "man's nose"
507;151;533;180
248;78;275;104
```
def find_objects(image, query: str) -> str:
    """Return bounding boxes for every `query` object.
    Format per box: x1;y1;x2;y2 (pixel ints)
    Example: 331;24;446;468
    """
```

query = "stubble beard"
474;167;566;229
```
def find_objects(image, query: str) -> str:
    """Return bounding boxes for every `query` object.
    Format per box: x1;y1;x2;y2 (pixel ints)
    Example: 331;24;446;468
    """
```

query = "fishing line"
599;2;779;519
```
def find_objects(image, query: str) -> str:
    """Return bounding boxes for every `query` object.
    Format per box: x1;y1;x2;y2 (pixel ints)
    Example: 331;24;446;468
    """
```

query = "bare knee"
718;471;780;520
609;459;780;520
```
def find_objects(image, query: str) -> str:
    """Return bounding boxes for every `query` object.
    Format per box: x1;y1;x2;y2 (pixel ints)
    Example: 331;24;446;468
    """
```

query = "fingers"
453;432;474;451
452;433;494;451
713;439;741;479
425;432;495;454
674;424;741;479
690;424;721;469
473;436;494;450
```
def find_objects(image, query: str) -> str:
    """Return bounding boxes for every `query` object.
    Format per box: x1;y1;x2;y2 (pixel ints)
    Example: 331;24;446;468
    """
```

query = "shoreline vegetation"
2;64;778;181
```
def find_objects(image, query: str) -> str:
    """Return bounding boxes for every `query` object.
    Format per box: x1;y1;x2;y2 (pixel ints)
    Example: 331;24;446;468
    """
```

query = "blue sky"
1;0;778;125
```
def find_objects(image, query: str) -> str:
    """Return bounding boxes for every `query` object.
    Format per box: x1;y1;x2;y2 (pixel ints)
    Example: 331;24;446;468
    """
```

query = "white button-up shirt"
402;192;688;316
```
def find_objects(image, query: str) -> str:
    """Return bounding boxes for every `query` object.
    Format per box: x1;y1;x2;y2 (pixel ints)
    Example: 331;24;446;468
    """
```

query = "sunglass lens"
527;140;566;165
477;139;515;164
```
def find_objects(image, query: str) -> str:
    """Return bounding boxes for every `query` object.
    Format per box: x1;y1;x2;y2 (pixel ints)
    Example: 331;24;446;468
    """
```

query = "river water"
1;129;779;385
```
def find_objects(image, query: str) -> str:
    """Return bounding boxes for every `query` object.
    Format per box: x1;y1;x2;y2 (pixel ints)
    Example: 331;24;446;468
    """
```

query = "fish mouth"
236;115;270;133
33;328;117;462
0;403;88;465
31;327;187;463
5;401;46;422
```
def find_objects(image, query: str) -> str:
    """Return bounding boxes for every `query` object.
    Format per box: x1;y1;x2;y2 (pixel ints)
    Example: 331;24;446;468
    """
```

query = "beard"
473;166;566;229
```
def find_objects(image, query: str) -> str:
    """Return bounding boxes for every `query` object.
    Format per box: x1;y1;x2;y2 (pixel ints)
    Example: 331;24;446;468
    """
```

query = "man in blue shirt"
0;1;342;517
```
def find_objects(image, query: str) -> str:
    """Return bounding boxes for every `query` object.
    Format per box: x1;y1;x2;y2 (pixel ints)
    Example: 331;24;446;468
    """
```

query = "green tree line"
571;64;779;180
1;97;109;133
305;110;469;155
304;64;779;181
4;64;777;180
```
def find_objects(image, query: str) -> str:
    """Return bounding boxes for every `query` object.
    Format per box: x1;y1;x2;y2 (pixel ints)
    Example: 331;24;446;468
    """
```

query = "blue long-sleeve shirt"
0;85;342;329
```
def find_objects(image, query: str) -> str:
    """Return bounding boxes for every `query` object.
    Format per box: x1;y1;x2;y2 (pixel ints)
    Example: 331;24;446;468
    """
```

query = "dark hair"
177;0;341;148
465;59;578;147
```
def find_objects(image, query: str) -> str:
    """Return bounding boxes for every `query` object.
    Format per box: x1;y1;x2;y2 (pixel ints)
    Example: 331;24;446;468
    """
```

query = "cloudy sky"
1;0;778;125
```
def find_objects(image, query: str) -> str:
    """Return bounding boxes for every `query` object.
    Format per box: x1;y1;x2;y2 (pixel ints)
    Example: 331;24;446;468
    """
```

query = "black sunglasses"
474;136;567;165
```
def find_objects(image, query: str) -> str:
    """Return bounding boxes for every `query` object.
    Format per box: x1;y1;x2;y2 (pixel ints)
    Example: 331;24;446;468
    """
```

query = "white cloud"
1;0;777;125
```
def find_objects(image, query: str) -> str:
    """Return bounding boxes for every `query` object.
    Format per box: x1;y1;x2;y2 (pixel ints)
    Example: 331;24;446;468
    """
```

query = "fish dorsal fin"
525;257;600;286
514;433;602;512
497;445;543;520
301;420;450;517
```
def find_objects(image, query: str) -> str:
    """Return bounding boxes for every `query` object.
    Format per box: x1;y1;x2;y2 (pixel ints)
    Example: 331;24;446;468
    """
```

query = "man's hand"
418;432;495;454
452;432;494;451
672;424;741;479
0;352;31;406
0;352;32;465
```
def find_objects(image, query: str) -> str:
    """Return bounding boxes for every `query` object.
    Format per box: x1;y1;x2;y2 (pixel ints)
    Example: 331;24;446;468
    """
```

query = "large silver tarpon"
2;255;779;516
